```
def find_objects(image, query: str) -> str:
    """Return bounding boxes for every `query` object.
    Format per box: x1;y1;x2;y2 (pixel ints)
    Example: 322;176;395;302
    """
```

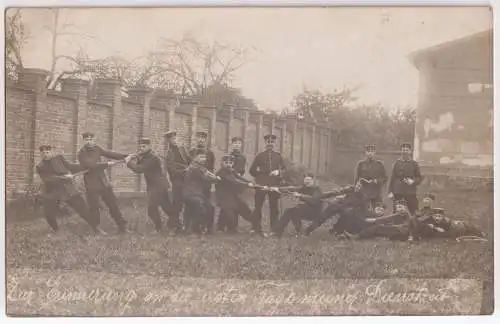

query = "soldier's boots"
94;226;108;236
118;227;132;234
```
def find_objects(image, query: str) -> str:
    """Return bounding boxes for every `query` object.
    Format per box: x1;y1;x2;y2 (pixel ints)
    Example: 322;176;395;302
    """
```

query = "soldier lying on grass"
422;209;486;240
303;181;371;236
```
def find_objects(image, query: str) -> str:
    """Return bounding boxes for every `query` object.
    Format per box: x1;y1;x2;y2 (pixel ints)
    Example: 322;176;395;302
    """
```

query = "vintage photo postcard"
4;5;494;317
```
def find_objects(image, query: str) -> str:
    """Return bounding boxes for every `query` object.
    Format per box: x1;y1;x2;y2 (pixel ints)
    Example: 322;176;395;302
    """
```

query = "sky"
18;6;492;111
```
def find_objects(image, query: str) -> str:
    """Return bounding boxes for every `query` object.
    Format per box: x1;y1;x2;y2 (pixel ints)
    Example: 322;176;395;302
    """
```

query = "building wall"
5;87;36;194
413;31;493;177
5;72;334;199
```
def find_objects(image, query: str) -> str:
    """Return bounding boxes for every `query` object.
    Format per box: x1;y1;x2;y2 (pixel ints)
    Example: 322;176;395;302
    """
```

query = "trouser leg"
66;194;98;229
203;198;215;234
171;182;184;226
160;190;179;230
251;189;266;232
101;186;127;230
406;194;419;216
42;199;59;231
268;191;281;232
85;190;101;227
147;191;163;232
273;208;297;236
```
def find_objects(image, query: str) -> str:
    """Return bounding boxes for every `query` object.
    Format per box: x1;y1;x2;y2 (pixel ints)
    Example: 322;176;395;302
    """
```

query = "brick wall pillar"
255;113;264;152
153;94;177;152
19;68;50;184
128;88;152;139
94;78;124;186
61;78;90;159
291;119;298;161
326;129;333;176
190;103;199;149
270;115;276;131
19;68;49;93
310;124;316;171
281;121;287;156
227;105;235;150
242;109;250;154
128;87;152;191
209;107;217;148
168;97;178;131
299;124;305;164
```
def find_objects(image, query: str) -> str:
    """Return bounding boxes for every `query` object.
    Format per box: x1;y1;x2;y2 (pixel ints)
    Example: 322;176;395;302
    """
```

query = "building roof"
408;29;493;68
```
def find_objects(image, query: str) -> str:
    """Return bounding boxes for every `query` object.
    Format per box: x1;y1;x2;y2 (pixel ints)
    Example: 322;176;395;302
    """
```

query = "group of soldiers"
36;130;486;241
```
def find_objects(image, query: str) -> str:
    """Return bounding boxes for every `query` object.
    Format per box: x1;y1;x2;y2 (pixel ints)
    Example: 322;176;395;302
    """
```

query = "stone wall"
5;69;335;199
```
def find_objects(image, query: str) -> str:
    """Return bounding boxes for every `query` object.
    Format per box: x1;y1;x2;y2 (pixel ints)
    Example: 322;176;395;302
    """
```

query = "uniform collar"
41;156;55;164
82;144;99;151
139;149;153;157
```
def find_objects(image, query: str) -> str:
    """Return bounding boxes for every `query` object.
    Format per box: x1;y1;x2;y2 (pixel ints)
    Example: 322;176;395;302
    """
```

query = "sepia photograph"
4;4;494;317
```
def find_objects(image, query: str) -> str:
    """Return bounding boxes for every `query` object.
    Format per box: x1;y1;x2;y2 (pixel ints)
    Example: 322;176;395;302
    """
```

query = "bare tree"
6;9;29;80
150;34;256;97
40;8;103;88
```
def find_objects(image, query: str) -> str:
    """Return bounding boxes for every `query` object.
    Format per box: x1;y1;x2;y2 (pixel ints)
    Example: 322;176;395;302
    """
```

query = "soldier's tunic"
273;185;324;237
231;150;246;176
354;157;387;209
216;150;247;231
165;143;191;226
182;164;218;234
215;167;254;232
428;217;485;239
127;150;176;232
303;185;361;235
355;210;411;240
36;155;96;231
388;157;423;215
248;149;286;233
78;145;128;230
409;206;440;239
189;146;216;198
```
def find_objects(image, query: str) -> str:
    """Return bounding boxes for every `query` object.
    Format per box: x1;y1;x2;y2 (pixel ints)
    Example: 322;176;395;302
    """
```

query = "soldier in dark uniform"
182;153;219;235
125;138;176;233
77;132;131;233
229;136;246;176
215;155;255;233
36;145;106;234
189;131;216;198
189;132;216;233
164;130;191;231
248;134;286;236
346;200;412;240
408;193;438;240
304;182;370;236
354;144;388;210
387;143;423;216
216;136;247;232
270;173;325;238
420;208;486;239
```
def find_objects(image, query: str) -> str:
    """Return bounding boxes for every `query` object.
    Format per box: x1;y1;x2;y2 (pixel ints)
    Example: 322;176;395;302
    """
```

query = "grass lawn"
5;186;494;316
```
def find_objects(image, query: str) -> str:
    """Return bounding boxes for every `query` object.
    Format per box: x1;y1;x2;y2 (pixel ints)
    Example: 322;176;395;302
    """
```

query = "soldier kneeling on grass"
269;173;324;238
182;153;220;235
215;154;256;234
